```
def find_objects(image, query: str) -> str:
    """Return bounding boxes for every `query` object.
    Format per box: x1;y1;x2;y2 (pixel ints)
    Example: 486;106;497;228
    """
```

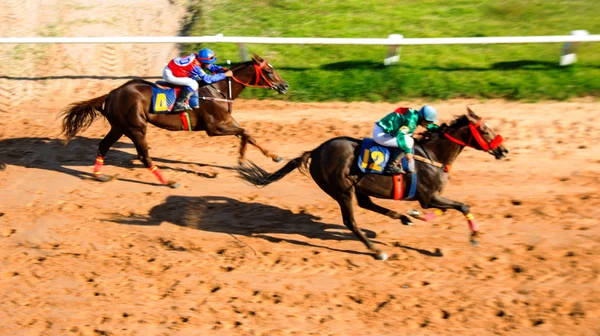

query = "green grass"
182;0;600;102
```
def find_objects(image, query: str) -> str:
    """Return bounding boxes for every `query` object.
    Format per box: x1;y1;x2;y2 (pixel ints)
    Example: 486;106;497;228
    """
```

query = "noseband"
231;60;277;89
444;119;503;151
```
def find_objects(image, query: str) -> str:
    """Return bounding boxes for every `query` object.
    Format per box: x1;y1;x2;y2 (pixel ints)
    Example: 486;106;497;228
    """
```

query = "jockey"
162;48;233;111
372;105;440;174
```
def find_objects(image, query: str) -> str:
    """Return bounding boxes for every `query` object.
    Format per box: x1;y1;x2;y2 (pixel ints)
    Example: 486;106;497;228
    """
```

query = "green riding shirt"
376;108;439;153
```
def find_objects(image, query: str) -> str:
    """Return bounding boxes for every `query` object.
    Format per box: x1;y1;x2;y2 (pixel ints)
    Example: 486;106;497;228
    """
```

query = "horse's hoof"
400;217;413;226
0;163;6;171
273;156;283;163
375;252;388;261
470;232;480;246
167;181;179;189
96;174;115;182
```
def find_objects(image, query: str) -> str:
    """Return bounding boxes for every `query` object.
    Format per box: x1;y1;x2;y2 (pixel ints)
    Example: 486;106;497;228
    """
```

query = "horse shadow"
112;195;383;256
0;136;225;185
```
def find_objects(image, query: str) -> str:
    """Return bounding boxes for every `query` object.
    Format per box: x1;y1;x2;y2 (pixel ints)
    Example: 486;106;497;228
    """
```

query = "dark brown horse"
61;53;288;188
236;108;508;260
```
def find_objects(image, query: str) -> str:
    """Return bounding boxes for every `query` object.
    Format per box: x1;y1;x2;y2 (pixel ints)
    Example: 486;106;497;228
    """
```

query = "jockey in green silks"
372;105;439;174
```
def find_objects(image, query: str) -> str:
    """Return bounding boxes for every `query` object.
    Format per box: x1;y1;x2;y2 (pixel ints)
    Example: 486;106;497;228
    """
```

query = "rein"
198;86;232;103
231;60;275;89
198;96;232;103
444;118;503;151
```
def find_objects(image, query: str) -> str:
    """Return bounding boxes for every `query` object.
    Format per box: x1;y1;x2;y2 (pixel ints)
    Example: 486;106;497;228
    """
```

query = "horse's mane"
231;60;254;71
417;114;470;144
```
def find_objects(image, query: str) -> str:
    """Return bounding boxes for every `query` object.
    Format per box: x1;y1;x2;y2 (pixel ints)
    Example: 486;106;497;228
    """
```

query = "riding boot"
173;89;194;111
384;151;405;174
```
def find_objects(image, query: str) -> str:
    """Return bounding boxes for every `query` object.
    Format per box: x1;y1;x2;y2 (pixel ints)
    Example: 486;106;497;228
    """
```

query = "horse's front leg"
239;130;283;163
424;194;479;245
207;120;282;163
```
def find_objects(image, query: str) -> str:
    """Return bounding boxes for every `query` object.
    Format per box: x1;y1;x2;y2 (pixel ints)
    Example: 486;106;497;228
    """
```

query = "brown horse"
236;108;508;260
61;53;288;188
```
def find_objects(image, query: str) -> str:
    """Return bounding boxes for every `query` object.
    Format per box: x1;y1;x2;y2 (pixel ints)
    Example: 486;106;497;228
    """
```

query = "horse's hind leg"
337;193;388;260
355;192;413;226
93;127;123;182
129;129;178;189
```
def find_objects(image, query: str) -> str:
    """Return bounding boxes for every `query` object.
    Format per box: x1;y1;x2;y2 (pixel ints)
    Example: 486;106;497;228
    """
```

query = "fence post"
560;30;589;66
238;43;250;62
384;34;403;66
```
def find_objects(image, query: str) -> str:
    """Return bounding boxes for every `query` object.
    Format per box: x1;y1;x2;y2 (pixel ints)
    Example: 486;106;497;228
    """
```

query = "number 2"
361;149;385;172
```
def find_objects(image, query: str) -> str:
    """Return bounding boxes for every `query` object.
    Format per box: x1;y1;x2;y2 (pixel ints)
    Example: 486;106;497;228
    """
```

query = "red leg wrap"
149;166;167;184
466;213;479;232
94;156;104;178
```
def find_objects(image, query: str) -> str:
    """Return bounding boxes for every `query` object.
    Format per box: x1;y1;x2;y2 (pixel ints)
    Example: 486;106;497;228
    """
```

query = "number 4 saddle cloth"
150;81;194;131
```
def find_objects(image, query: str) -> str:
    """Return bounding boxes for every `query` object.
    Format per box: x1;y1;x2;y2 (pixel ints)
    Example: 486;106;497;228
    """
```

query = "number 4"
154;93;169;112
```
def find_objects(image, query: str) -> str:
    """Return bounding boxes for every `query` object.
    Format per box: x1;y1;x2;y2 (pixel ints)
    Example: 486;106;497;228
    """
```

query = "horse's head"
443;107;509;160
231;53;289;94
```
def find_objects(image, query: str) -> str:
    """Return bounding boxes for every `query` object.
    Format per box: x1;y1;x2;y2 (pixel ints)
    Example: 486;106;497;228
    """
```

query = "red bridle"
444;119;503;151
231;60;276;89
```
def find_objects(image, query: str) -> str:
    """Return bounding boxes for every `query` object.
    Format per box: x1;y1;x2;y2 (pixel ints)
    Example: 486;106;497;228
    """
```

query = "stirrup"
174;102;192;111
384;163;404;174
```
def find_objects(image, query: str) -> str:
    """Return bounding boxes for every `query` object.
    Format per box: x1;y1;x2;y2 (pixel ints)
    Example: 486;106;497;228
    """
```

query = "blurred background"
1;0;598;110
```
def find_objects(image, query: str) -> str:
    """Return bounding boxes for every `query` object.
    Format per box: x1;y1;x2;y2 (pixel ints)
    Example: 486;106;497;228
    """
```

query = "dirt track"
0;97;599;335
1;0;599;335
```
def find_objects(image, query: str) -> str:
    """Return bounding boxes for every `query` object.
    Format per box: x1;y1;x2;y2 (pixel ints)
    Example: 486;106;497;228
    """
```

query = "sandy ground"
1;1;599;335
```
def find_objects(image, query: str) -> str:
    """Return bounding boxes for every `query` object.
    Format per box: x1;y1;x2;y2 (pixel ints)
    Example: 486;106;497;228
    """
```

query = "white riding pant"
372;123;414;150
162;66;198;91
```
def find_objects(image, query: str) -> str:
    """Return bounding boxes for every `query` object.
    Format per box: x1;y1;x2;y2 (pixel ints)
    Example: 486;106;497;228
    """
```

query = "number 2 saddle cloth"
357;138;418;200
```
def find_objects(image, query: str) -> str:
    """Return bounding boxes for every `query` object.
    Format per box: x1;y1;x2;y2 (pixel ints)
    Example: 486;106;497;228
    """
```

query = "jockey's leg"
373;124;404;174
385;151;406;174
174;87;194;111
162;67;197;111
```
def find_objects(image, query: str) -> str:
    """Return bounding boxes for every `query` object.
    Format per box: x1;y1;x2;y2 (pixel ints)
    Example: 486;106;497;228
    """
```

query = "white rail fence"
1;31;598;66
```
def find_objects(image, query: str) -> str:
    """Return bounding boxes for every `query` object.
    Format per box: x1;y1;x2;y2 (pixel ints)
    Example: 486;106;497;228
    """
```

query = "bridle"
231;60;277;89
444;118;503;151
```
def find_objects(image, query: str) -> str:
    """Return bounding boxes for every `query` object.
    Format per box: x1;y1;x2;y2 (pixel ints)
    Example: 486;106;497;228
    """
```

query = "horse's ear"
251;52;263;63
466;106;479;121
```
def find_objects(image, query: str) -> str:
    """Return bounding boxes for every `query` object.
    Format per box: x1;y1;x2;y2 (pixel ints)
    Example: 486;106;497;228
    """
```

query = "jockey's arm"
207;64;226;73
376;112;405;137
190;65;227;84
395;130;413;154
426;123;440;131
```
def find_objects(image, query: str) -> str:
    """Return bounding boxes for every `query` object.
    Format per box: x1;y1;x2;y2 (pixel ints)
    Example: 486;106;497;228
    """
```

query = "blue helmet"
197;48;217;64
418;105;438;122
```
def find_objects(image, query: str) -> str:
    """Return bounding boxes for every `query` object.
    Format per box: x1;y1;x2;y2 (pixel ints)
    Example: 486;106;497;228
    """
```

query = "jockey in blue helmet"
162;48;232;111
372;105;439;174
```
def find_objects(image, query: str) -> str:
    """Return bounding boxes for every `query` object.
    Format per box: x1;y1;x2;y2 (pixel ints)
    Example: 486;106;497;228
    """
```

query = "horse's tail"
237;151;312;187
60;94;108;143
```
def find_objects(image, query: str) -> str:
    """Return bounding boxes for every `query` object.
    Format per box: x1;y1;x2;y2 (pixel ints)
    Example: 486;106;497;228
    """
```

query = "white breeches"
372;123;414;149
162;66;198;91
